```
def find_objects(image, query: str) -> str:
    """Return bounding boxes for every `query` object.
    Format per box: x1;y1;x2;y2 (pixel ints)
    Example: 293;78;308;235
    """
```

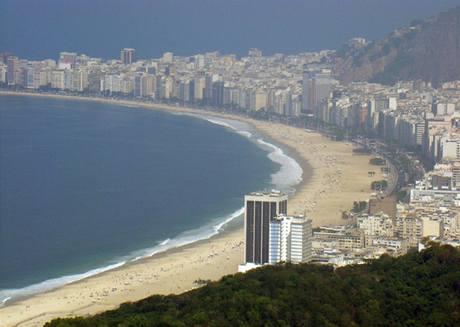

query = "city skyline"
1;0;459;60
1;1;460;325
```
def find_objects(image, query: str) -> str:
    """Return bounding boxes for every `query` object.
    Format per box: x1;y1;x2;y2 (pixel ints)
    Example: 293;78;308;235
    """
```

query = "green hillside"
47;244;460;327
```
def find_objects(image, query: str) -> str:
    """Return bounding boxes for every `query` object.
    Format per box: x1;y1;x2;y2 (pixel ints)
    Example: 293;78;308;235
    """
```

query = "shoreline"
0;92;306;304
0;91;385;327
0;91;309;299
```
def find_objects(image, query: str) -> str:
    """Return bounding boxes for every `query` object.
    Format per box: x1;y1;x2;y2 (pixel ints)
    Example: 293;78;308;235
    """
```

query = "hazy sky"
1;0;459;60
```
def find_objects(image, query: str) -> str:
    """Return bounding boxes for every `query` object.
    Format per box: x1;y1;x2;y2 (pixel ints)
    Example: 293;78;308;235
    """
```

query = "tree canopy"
47;244;460;327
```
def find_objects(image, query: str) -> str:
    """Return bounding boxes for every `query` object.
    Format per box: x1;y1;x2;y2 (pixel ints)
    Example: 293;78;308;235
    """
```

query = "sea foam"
0;114;303;306
203;115;303;194
0;261;125;305
0;206;245;306
256;139;303;193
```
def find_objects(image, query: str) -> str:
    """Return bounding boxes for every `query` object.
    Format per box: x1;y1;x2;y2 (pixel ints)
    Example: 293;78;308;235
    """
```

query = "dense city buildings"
0;48;332;116
2;44;460;267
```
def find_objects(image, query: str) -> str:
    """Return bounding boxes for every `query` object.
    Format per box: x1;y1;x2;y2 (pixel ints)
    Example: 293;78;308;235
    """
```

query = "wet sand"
0;92;384;326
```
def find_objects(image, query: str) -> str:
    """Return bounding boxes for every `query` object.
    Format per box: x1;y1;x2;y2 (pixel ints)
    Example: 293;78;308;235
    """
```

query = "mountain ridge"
336;6;460;86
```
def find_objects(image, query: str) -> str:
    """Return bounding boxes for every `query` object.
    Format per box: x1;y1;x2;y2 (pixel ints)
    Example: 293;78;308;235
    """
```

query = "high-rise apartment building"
71;69;89;92
51;70;65;89
194;54;205;70
212;81;224;106
250;89;268;111
302;71;336;113
58;52;77;69
120;48;136;65
0;63;7;83
244;191;288;265
193;77;205;101
0;52;14;64
162;52;173;63
6;56;20;85
204;74;214;103
269;215;312;264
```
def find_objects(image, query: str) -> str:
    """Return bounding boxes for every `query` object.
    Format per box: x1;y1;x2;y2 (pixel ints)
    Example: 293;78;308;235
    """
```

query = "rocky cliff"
336;7;460;86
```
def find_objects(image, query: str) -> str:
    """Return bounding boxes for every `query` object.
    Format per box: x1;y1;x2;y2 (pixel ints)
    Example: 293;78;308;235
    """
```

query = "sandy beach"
0;92;384;326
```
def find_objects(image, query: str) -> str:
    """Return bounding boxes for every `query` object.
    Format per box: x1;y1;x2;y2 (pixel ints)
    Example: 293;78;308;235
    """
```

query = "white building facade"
269;215;312;264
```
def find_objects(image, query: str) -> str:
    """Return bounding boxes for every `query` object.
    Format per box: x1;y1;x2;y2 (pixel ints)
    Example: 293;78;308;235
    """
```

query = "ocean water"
0;95;302;304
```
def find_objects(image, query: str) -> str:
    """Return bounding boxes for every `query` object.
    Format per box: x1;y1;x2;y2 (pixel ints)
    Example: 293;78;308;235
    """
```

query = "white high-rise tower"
269;214;312;264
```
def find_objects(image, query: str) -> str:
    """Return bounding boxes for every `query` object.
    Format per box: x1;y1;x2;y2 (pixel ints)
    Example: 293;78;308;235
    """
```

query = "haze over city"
1;1;460;326
1;0;459;59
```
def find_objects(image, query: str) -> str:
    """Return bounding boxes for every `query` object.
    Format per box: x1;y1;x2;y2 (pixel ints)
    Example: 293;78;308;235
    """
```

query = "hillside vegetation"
336;7;460;86
47;244;460;326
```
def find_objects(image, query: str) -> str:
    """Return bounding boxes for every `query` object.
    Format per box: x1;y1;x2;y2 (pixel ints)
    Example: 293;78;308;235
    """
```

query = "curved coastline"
0;91;385;327
0;92;306;307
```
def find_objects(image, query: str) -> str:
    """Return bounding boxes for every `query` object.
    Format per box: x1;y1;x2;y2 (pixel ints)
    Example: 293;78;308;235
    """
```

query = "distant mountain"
46;244;460;326
336;6;460;86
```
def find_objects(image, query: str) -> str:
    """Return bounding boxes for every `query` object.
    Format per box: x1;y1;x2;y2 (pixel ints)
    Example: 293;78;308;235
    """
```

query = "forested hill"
336;6;460;86
47;244;460;326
